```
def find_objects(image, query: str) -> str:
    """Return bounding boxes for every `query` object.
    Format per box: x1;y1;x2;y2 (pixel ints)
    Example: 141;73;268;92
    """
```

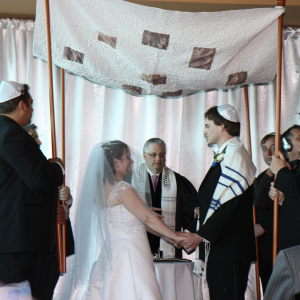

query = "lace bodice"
107;181;131;207
105;181;145;234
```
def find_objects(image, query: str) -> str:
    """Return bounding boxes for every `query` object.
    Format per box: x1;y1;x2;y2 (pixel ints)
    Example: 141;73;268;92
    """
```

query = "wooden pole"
273;0;285;267
61;68;67;273
244;86;252;157
61;69;65;172
244;85;261;300
45;0;65;273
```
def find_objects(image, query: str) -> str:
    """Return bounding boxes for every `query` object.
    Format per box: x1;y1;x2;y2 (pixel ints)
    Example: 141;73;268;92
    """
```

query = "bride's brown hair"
102;140;128;175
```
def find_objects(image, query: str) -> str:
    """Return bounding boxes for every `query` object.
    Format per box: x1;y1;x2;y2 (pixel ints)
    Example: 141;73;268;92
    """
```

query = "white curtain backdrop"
1;18;300;297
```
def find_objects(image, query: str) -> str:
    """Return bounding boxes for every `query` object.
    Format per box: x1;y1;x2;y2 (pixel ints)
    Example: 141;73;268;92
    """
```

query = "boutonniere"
212;147;226;167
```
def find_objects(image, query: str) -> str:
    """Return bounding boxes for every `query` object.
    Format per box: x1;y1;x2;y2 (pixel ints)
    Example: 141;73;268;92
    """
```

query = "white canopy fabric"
33;0;284;97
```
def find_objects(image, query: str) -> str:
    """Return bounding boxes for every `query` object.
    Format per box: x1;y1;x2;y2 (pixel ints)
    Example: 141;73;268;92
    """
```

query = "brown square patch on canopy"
142;30;170;50
63;47;84;64
122;85;143;95
161;90;183;97
188;47;216;70
225;71;247;86
141;74;167;85
98;31;117;49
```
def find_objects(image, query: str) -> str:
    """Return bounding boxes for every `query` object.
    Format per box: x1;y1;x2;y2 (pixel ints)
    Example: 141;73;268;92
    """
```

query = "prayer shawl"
204;136;256;224
133;163;177;258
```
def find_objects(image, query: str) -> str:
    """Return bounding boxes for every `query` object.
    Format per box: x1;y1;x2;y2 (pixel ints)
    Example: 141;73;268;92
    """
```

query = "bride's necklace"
115;177;123;181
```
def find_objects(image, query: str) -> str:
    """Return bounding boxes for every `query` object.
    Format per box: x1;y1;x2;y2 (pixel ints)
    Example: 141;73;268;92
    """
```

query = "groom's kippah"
217;104;239;123
0;81;24;103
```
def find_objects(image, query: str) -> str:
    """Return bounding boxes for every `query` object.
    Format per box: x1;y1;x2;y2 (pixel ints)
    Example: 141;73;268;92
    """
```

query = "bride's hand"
175;235;187;245
163;237;183;249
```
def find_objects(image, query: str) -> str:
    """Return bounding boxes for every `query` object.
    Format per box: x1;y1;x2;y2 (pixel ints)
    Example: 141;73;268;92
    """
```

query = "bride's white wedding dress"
83;181;163;300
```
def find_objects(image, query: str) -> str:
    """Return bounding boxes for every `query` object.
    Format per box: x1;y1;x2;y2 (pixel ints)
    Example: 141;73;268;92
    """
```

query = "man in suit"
268;125;300;252
0;81;64;298
23;123;75;300
264;245;300;300
253;133;276;292
178;104;256;300
142;138;198;258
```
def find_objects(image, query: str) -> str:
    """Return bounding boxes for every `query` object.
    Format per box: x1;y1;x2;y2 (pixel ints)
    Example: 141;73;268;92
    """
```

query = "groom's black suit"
0;115;63;296
187;164;256;300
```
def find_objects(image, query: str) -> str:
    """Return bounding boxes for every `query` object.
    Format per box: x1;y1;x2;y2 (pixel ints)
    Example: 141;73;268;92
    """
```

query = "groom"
178;104;256;300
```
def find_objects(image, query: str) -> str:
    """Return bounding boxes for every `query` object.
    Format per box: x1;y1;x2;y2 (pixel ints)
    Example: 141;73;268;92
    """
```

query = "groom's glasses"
146;153;166;158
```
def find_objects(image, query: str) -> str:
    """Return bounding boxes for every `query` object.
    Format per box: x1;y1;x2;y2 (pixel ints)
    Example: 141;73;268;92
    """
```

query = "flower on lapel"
212;147;226;167
215;153;225;162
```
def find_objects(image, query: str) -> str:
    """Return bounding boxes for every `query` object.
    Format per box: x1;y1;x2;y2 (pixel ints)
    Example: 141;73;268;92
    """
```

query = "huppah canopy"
33;0;284;97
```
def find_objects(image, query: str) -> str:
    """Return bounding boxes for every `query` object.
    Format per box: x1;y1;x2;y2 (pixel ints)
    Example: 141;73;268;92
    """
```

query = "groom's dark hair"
204;106;240;137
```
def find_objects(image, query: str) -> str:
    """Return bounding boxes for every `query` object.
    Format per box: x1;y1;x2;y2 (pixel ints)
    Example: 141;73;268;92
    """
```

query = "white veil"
54;141;151;299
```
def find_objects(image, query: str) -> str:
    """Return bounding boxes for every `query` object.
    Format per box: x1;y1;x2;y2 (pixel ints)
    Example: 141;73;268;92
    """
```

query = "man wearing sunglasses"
142;138;198;258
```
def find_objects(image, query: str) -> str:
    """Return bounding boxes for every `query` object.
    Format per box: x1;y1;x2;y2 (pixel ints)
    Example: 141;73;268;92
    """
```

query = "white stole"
159;167;177;258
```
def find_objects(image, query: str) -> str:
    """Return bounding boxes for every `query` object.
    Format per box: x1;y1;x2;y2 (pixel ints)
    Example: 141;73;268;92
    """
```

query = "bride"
54;141;185;300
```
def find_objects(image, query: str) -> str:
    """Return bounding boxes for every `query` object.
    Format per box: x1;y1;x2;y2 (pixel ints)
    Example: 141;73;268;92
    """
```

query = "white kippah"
0;81;24;103
217;104;239;123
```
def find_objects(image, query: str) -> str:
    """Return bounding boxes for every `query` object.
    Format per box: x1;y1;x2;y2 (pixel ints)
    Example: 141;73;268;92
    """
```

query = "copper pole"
61;68;67;273
244;85;261;300
273;0;285;267
45;0;65;273
244;86;252;157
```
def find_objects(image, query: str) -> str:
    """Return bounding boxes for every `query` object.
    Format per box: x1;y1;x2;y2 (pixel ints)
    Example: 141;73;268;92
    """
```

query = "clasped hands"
175;208;202;252
175;232;203;253
163;232;202;252
152;207;202;251
165;231;203;252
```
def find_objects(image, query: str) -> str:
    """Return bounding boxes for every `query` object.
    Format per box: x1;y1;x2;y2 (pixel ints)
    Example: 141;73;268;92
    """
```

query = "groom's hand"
176;232;202;252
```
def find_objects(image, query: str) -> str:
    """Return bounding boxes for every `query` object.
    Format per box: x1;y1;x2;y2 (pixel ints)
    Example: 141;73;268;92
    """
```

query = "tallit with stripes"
203;137;256;224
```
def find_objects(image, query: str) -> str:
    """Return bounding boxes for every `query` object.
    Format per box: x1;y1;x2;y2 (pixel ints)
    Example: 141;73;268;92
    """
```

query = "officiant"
141;138;198;258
